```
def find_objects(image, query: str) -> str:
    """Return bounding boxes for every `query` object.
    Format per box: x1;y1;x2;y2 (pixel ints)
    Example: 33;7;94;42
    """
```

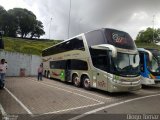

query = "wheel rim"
84;78;90;88
74;76;80;86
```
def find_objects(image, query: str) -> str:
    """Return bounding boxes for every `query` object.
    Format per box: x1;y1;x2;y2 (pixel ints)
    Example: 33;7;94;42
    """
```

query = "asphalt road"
0;77;160;120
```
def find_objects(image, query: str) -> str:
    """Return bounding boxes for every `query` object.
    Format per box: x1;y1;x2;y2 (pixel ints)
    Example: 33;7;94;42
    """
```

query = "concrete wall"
0;50;42;76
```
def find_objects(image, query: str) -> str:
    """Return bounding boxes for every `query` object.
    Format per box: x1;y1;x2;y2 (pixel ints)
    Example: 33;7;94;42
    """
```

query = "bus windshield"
156;51;160;64
146;49;160;64
112;53;140;76
147;56;159;73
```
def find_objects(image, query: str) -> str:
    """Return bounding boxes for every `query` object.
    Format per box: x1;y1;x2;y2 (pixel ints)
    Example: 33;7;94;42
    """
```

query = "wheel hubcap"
74;77;80;86
48;73;50;78
84;78;90;88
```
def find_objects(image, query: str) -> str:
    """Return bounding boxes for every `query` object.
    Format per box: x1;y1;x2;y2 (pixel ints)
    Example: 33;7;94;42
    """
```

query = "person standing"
0;59;7;89
37;64;43;81
5;62;8;70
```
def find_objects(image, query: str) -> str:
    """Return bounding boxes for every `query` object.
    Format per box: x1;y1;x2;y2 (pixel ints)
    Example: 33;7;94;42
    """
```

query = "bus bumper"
141;77;155;85
108;79;141;93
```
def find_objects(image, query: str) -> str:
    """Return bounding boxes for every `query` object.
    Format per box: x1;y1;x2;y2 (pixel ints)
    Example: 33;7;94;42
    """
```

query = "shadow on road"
48;78;138;98
142;85;160;90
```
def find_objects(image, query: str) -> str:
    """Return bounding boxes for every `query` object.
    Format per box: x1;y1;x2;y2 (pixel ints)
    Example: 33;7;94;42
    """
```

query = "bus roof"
137;48;147;52
43;33;84;51
85;28;127;34
43;28;132;51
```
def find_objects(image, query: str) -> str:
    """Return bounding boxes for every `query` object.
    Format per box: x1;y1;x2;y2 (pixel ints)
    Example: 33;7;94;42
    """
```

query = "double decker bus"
138;48;160;85
42;28;141;92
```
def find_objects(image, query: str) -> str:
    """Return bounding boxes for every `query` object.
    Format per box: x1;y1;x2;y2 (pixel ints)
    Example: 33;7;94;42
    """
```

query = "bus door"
96;70;107;90
65;60;72;82
91;52;109;90
139;53;146;76
139;52;150;85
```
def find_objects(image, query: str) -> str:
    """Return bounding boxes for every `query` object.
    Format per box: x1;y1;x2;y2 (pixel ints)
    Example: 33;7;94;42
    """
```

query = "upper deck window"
85;29;136;50
105;29;136;50
42;36;84;56
85;30;105;47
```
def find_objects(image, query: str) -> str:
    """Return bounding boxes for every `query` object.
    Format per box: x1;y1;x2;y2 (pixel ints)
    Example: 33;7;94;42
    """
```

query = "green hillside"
2;37;160;56
135;41;160;50
3;37;60;55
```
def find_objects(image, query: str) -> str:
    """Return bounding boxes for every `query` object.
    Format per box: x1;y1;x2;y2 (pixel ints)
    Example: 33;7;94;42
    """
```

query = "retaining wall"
0;50;42;76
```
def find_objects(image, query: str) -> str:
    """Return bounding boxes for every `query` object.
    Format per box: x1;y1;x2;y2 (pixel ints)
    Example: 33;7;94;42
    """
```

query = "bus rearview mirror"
146;50;153;62
91;44;117;58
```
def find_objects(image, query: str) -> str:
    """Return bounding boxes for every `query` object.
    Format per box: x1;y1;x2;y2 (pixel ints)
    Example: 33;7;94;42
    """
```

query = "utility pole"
49;18;52;40
68;0;72;39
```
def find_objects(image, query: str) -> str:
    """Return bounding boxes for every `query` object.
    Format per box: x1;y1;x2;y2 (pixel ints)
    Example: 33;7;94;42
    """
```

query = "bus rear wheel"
47;71;50;79
44;71;47;77
82;76;91;90
73;74;81;87
0;83;4;89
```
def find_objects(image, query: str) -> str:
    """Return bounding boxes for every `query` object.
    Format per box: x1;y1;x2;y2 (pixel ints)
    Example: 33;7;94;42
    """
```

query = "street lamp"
68;0;72;39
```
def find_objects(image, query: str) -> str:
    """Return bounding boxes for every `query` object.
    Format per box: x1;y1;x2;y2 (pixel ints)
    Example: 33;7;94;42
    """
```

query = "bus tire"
0;81;4;89
82;76;91;90
47;71;50;79
72;74;81;87
44;71;47;77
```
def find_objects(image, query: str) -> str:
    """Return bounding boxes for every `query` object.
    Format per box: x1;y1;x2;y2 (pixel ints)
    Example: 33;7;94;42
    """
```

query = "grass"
2;37;160;56
3;37;60;56
135;41;160;50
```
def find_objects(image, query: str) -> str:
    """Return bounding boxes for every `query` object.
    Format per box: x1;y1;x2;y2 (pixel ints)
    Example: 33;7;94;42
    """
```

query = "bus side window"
70;60;88;70
90;49;110;72
139;53;144;72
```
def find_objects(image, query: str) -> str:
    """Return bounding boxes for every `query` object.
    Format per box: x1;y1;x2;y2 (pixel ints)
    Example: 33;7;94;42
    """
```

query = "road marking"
69;93;160;120
4;87;33;115
28;77;111;101
36;81;103;103
43;102;104;115
0;103;9;120
6;77;105;115
24;77;103;103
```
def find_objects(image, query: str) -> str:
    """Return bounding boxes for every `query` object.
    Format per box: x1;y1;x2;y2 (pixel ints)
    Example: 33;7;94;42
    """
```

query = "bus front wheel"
82;76;91;90
73;74;81;87
47;71;50;79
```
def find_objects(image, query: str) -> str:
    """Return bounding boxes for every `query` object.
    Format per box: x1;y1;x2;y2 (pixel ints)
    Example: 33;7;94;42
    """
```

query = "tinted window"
60;37;85;51
105;29;136;50
50;60;88;70
50;61;66;69
139;52;145;72
71;60;88;70
42;36;84;57
90;48;110;72
85;30;105;47
85;29;136;50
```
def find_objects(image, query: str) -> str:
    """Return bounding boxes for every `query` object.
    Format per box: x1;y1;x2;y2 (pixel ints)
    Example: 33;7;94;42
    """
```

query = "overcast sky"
1;0;160;40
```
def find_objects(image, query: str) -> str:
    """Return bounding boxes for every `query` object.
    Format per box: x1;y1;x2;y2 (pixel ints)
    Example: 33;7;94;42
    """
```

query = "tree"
30;20;45;39
0;6;45;38
8;8;37;38
0;6;17;37
0;6;7;32
136;27;159;43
